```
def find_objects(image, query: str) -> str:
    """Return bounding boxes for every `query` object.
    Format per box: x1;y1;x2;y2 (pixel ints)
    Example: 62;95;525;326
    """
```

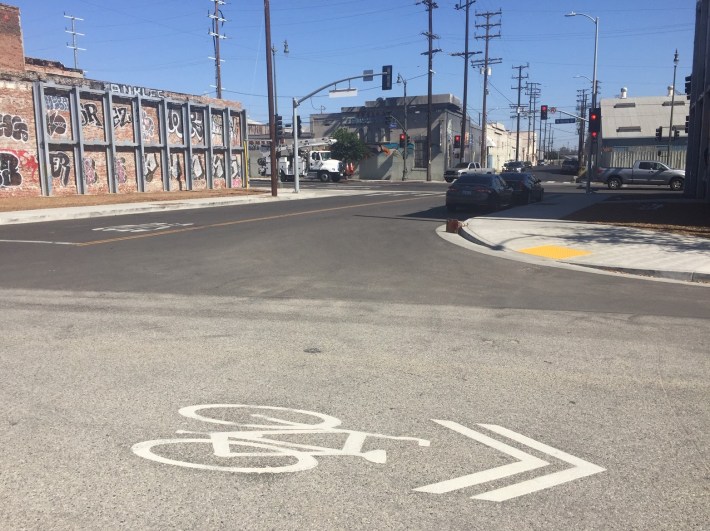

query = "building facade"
0;3;247;198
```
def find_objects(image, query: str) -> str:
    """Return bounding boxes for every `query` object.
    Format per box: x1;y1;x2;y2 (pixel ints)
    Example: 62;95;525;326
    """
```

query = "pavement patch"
517;245;592;260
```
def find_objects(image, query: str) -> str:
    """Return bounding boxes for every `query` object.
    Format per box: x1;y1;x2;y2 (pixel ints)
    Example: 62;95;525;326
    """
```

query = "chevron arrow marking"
414;421;605;502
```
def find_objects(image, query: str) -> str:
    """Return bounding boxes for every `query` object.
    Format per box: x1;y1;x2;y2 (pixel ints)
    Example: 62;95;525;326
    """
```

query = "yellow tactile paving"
518;245;592;260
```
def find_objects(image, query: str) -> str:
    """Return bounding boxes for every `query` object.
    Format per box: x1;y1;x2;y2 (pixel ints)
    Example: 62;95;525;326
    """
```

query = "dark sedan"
446;173;514;212
500;172;544;204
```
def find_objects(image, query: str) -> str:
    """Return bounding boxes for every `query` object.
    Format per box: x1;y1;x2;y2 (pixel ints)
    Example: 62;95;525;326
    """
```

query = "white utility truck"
257;138;345;183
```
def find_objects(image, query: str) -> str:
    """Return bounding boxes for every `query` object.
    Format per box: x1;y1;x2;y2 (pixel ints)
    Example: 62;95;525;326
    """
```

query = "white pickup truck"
595;161;685;190
444;161;495;183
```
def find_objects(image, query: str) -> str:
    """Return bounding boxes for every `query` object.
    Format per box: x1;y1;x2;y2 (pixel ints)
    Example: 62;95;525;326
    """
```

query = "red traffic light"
454;134;461;148
399;133;406;148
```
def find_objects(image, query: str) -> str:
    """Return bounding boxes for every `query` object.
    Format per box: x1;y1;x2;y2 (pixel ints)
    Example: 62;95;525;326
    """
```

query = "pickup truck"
444;161;495;182
595;161;685;190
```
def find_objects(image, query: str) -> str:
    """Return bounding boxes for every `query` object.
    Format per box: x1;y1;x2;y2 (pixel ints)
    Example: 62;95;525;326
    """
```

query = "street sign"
555;118;577;124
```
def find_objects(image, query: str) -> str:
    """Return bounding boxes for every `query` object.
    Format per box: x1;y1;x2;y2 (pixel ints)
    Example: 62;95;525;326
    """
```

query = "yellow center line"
76;195;438;247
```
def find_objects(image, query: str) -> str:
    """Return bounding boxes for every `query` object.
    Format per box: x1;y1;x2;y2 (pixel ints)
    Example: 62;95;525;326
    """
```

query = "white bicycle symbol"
132;405;430;474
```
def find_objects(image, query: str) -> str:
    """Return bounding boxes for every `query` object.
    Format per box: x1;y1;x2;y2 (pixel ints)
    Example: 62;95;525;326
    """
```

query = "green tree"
329;128;367;164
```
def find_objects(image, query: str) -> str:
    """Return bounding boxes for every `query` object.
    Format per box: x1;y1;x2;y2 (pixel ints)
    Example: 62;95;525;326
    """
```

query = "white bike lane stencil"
132;405;431;474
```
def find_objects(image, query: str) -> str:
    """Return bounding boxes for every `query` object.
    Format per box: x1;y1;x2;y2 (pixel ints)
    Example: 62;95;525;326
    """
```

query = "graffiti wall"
0;82;40;196
0;79;246;198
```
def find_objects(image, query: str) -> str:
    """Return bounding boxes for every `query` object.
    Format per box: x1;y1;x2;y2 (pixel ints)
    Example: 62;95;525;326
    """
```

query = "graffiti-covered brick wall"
0;80;40;195
0;3;247;198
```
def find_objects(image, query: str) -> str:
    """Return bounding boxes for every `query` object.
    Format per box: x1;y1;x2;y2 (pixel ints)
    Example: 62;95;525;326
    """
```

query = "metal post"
668;49;679;164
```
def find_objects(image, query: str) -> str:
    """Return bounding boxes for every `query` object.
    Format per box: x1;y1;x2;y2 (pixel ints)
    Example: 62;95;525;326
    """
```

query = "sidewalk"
456;192;710;284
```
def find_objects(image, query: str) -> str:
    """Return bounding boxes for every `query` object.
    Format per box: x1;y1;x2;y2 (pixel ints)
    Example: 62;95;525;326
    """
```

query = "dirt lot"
563;194;710;239
1;188;708;239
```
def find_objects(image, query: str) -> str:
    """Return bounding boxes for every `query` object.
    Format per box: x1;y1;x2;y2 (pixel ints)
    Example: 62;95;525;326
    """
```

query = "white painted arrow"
414;421;605;502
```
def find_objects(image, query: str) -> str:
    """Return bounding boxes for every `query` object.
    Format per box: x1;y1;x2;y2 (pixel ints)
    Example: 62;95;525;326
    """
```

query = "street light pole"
397;74;409;181
566;11;598;194
668;49;679;164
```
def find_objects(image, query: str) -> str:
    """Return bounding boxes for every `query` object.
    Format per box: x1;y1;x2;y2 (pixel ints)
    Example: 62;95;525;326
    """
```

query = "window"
414;140;426;168
638;162;652;170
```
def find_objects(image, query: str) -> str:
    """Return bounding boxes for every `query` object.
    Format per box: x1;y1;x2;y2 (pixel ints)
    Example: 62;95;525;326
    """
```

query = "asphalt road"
1;182;708;530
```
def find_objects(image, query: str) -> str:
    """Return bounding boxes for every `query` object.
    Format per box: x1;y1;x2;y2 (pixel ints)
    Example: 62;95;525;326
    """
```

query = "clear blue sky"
13;0;695;149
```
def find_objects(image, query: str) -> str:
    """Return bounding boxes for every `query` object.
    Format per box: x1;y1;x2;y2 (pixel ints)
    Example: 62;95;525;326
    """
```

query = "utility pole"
418;0;440;181
208;0;227;99
576;88;588;168
451;0;478;162
272;40;288;117
263;0;278;196
472;10;502;168
511;63;528;161
526;82;540;163
64;14;85;70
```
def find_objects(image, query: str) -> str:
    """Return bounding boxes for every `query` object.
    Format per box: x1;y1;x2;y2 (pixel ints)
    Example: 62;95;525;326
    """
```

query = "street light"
396;71;429;181
566;11;599;193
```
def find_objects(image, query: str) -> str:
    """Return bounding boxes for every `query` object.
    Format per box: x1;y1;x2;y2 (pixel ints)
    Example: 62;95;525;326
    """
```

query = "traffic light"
454;135;461;148
588;107;601;141
655;126;663;141
275;114;283;138
382;65;393;91
296;116;302;136
674;128;680;139
685;75;692;100
685;115;690;134
540;105;548;120
399;133;406;148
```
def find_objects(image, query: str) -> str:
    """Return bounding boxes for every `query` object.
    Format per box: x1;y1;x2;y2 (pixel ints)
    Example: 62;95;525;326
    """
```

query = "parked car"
502;160;525;173
523;161;533;170
444;161;495;182
537;160;547;166
595;160;685;190
446;173;514;212
561;158;580;174
500;172;544;204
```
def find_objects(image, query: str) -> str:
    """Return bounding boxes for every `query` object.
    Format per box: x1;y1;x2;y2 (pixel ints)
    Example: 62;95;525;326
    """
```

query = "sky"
12;0;696;149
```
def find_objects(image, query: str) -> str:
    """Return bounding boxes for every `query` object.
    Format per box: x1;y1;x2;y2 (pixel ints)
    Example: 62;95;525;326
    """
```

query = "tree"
329;128;367;165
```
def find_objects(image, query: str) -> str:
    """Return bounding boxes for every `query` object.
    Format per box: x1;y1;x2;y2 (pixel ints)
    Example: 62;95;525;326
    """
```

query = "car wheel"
669;178;684;191
607;177;622;190
318;172;329;183
445;176;454;183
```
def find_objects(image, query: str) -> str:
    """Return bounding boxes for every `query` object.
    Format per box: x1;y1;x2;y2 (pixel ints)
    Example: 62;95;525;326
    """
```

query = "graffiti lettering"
141;109;155;142
49;152;71;187
229;115;241;146
45;95;70;111
190;112;204;143
82;156;98;185
46;110;68;136
168;109;183;139
114;157;127;185
231;155;242;188
0;152;21;187
80;103;103;128
212;155;225;180
211;115;223;138
191;154;204;180
107;83;165;99
112;107;132;128
170;153;182;182
0;114;29;142
144;153;159;182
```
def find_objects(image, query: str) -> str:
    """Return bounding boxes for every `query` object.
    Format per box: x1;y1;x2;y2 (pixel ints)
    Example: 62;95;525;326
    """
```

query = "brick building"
0;3;247;198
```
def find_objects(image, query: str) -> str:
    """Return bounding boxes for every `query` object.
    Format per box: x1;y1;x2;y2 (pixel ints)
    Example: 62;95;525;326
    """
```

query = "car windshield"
320;152;331;161
457;174;493;186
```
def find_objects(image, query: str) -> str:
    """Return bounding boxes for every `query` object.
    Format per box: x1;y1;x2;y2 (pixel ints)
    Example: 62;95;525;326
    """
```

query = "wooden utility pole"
472;10;501;168
264;0;278;196
511;64;528;161
418;1;440;181
209;0;226;99
452;1;479;162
